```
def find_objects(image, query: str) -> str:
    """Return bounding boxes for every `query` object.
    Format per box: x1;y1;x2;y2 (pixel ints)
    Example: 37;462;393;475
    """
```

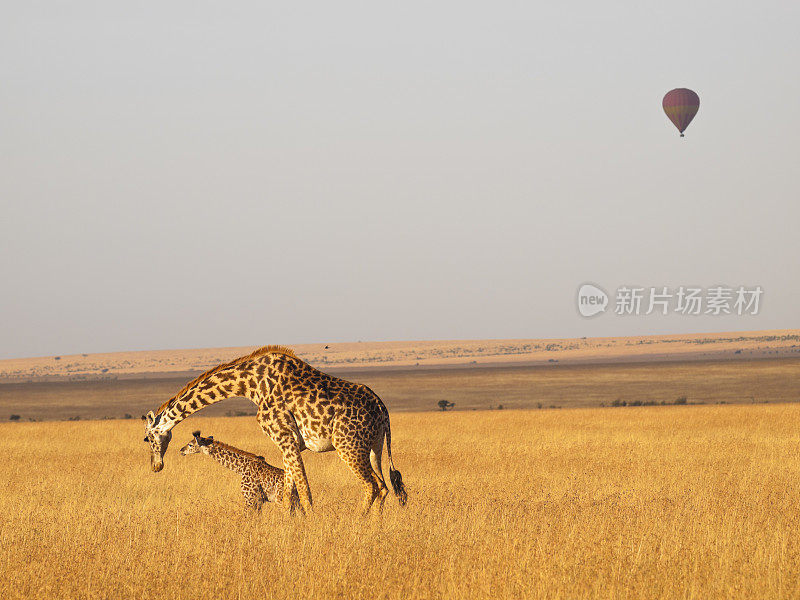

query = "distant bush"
437;400;455;411
124;414;133;419
497;404;504;410
629;400;643;407
674;396;687;405
611;399;626;407
54;356;61;360
226;410;256;417
9;414;20;421
67;415;81;421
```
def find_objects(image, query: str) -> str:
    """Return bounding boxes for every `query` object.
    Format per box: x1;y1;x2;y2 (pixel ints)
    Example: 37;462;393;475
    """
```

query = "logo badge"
577;283;609;317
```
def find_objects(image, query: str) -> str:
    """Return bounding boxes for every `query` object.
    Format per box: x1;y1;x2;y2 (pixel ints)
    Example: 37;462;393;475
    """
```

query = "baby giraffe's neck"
206;443;254;475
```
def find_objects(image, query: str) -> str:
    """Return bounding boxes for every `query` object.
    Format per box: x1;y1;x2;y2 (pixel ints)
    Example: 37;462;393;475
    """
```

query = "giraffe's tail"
385;419;407;507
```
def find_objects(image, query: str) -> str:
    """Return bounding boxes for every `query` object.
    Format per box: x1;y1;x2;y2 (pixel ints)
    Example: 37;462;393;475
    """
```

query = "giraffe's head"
142;411;172;473
179;431;214;456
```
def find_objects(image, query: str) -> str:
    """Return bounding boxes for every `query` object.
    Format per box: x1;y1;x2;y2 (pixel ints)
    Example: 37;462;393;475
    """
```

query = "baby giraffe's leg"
241;478;264;511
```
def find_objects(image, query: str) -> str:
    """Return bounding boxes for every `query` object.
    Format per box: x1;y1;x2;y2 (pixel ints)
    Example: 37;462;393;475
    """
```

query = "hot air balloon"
662;88;700;137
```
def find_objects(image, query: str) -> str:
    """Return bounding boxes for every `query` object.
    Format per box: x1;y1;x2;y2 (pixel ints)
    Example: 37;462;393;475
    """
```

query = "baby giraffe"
180;431;298;511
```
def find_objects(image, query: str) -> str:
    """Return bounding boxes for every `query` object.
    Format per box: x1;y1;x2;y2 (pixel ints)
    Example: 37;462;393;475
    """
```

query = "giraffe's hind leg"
338;447;380;515
370;435;389;510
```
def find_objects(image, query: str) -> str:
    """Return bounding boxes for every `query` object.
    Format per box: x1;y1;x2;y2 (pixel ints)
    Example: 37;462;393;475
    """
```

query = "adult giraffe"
142;345;407;514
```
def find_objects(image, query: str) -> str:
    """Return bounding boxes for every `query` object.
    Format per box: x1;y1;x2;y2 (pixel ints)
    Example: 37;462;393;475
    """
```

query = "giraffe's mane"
157;345;298;414
209;440;267;462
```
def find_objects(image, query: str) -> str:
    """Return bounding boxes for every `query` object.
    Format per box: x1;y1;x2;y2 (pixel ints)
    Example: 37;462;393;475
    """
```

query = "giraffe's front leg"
257;410;312;514
278;440;312;514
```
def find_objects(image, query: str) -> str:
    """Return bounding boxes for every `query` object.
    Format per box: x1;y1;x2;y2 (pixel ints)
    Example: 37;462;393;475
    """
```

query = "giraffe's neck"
154;356;277;433
206;443;254;475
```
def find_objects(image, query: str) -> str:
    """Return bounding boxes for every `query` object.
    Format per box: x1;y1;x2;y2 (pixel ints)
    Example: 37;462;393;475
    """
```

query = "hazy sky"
1;1;798;359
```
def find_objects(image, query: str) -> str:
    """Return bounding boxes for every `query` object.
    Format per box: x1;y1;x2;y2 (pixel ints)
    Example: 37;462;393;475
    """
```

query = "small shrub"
674;396;687;405
9;414;21;421
124;414;132;420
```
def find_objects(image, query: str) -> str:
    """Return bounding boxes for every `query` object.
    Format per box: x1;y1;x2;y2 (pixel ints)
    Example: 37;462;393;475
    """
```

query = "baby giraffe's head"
179;431;214;456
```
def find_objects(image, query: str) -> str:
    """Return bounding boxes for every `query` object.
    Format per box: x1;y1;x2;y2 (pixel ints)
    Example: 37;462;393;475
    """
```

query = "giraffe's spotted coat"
143;345;407;514
179;431;299;511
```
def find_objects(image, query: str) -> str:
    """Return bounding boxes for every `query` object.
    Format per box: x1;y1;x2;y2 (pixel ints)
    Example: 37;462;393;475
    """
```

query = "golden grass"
2;406;800;599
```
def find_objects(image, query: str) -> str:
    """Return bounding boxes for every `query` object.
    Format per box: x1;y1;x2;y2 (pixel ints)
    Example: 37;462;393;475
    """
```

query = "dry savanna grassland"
3;357;800;422
2;330;799;382
2;405;800;600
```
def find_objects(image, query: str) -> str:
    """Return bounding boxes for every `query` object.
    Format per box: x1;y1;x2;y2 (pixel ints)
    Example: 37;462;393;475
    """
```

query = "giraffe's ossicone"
143;345;407;514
